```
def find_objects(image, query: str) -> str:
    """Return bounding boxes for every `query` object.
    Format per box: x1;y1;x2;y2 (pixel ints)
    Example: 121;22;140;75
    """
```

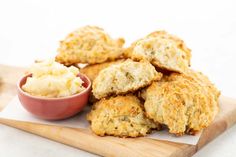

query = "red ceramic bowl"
17;73;91;120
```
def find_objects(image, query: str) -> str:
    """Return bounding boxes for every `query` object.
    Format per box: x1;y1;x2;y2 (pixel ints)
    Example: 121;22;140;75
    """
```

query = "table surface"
0;0;236;156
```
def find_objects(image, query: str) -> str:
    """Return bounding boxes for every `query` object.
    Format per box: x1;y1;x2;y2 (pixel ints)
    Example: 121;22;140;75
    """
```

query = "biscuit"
80;59;124;82
143;70;220;135
87;95;161;137
80;59;125;103
147;31;191;66
125;31;191;73
92;59;162;99
56;26;125;65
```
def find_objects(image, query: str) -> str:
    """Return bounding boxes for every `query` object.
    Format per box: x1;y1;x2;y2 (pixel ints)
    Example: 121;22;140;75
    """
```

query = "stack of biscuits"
56;26;220;137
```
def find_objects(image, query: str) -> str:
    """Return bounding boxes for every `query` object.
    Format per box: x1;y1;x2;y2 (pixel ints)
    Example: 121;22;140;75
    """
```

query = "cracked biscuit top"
87;95;161;137
92;59;162;99
56;26;125;65
125;31;191;73
142;69;220;136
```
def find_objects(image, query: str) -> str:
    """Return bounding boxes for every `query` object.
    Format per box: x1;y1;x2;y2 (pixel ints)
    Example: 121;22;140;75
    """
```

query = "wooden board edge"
197;96;236;150
0;118;194;157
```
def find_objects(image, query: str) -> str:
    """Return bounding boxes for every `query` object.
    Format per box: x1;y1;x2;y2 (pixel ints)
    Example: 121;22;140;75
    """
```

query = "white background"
0;0;236;156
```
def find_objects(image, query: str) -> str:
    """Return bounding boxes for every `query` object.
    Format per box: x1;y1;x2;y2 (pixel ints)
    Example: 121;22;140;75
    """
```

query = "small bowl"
17;73;91;120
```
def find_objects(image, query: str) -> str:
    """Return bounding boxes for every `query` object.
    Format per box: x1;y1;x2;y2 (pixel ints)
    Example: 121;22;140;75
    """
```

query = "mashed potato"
22;60;85;98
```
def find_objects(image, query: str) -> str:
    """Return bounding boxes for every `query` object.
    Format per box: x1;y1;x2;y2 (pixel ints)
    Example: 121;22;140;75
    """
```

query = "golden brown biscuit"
147;31;191;66
125;31;191;73
92;59;163;99
80;59;124;82
87;95;161;137
169;70;220;102
56;26;125;65
143;70;220;136
80;59;125;103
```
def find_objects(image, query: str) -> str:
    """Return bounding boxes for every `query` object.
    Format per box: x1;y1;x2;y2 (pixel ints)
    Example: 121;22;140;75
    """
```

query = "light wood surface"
0;64;236;157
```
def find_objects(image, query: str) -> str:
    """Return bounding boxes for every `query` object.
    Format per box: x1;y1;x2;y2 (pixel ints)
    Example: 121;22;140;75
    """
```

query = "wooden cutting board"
1;64;236;157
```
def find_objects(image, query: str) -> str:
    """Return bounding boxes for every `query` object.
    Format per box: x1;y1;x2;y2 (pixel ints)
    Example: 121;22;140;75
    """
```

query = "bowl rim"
17;73;92;101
